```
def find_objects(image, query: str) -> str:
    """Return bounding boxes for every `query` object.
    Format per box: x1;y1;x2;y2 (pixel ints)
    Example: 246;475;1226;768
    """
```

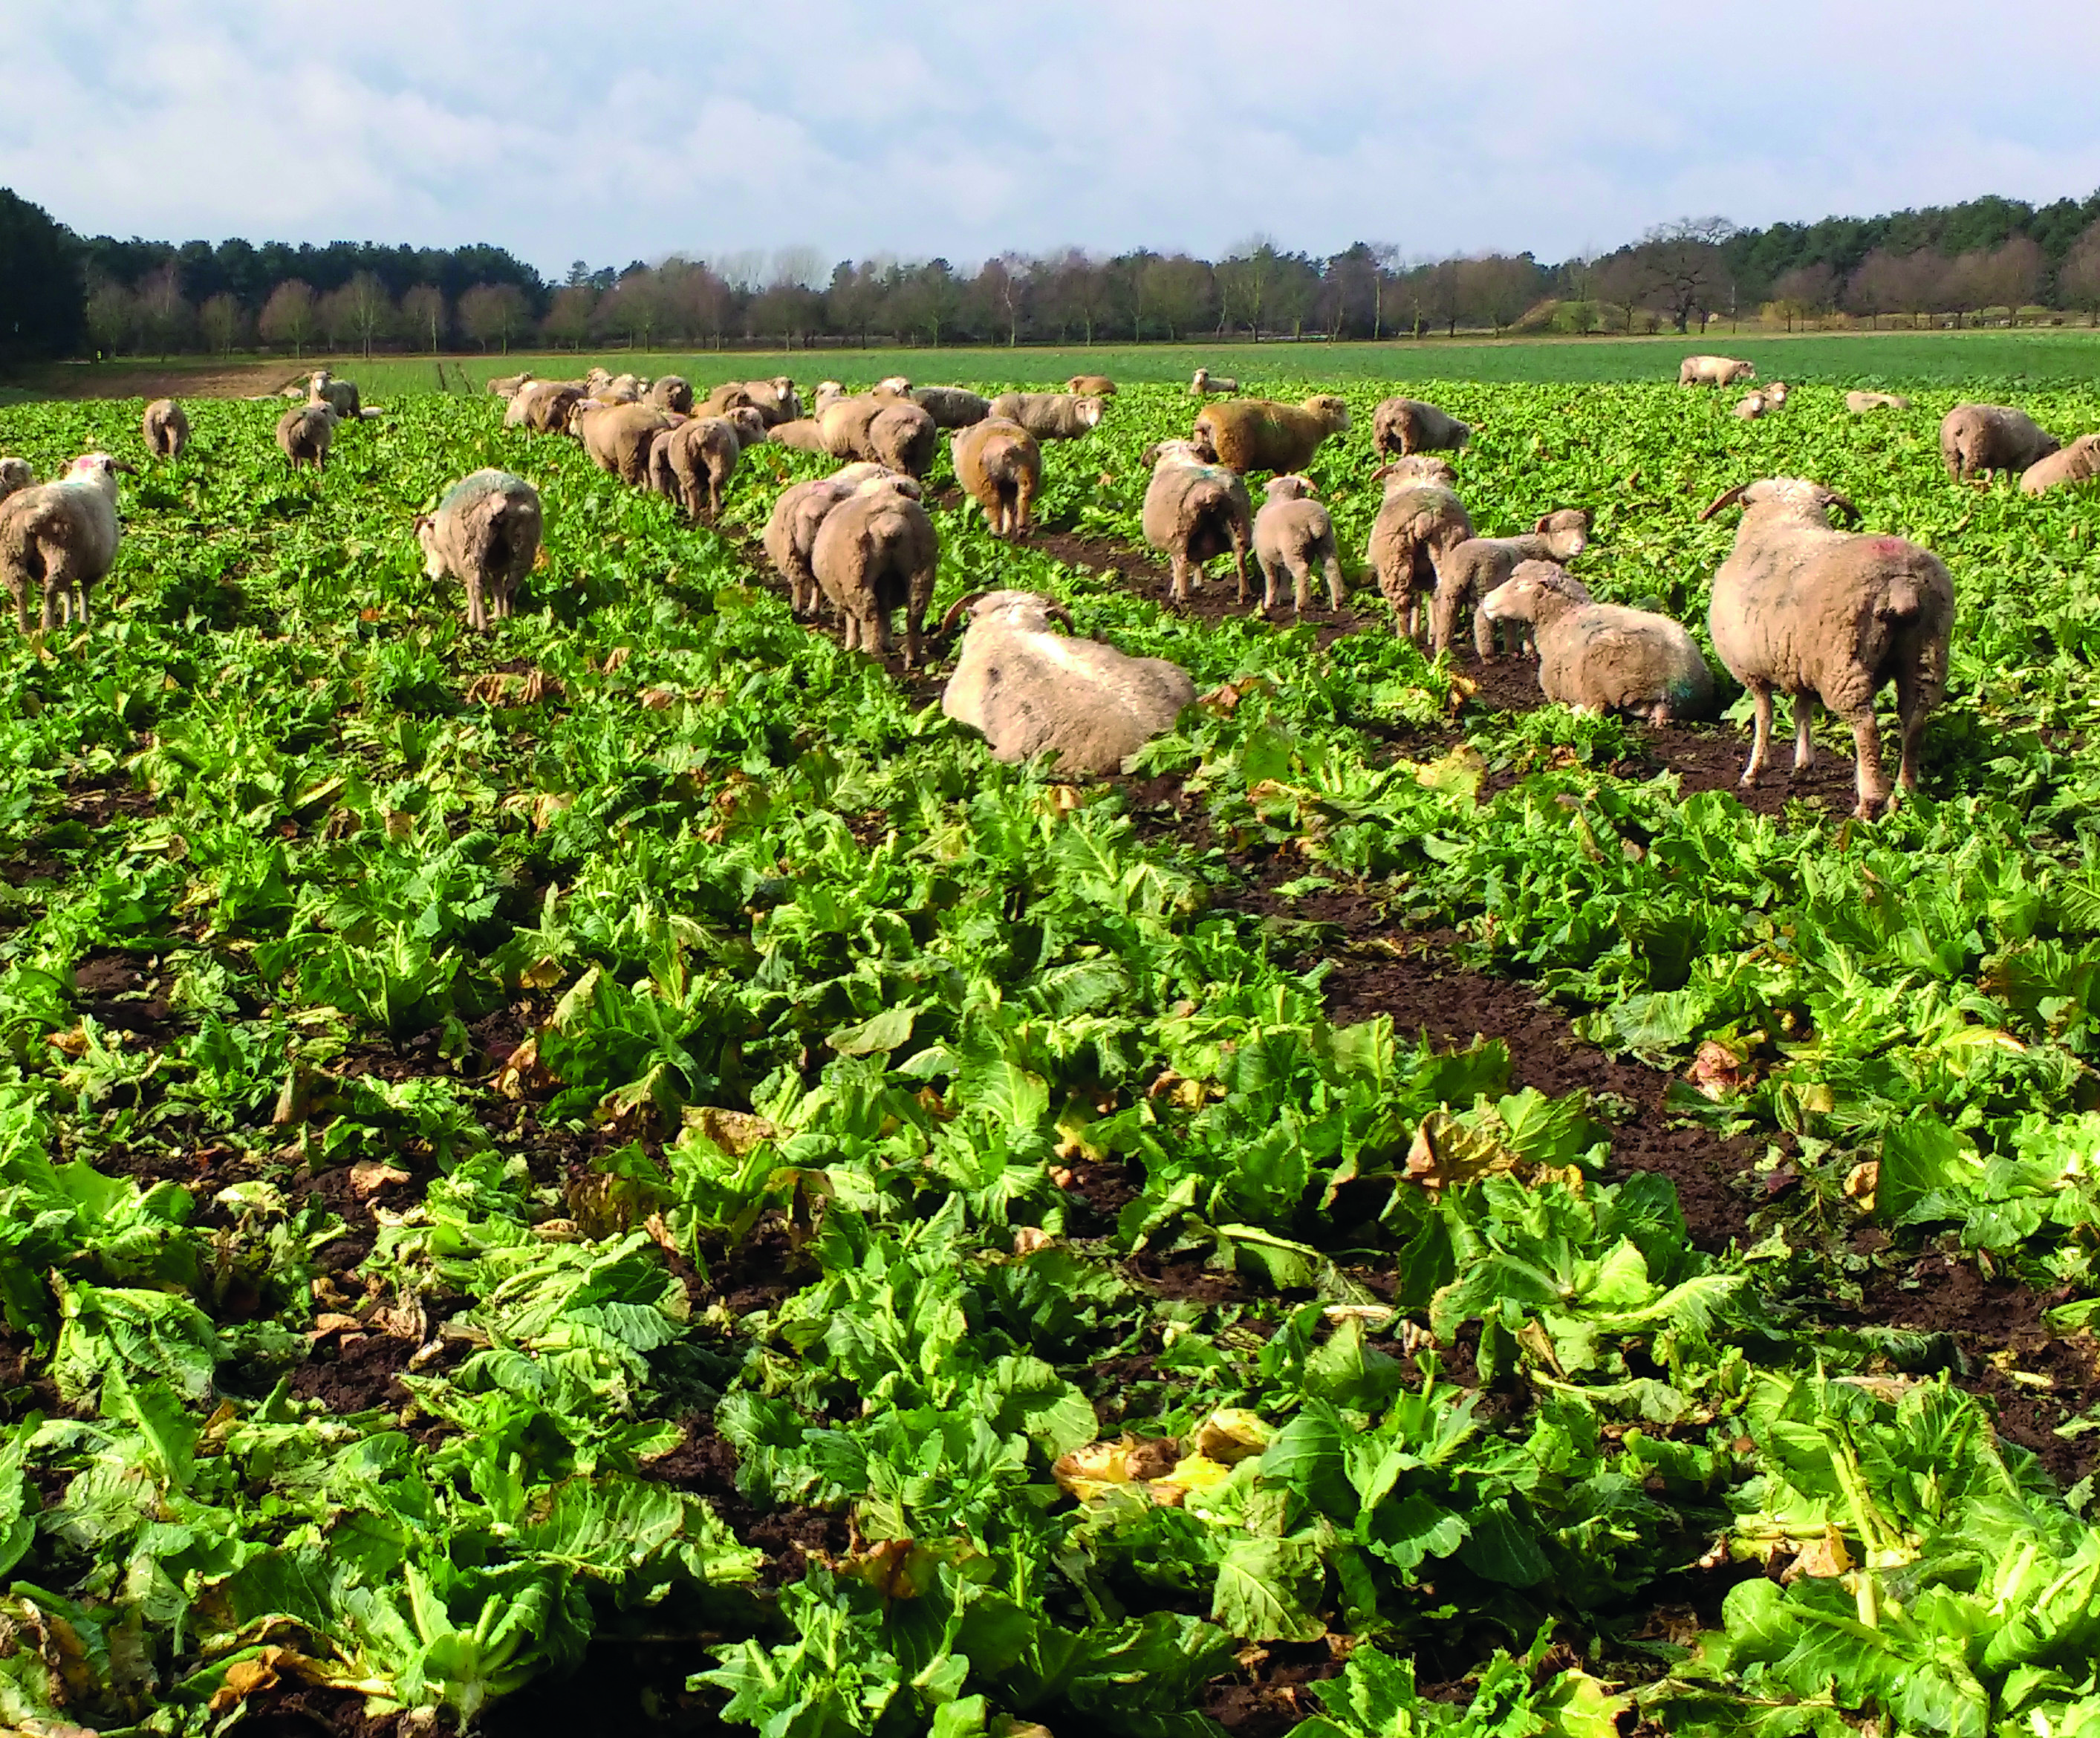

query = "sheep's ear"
1532;514;1552;533
110;459;136;475
1698;483;1749;521
1823;490;1859;523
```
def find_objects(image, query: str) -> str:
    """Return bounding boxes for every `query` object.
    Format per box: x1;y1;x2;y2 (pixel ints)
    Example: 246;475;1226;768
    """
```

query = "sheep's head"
874;376;912;397
1264;475;1317;501
1307;394;1352;432
941;588;1073;638
65;454;132;500
1483;560;1585;622
1144;438;1209;470
412;514;446;577
727;407;767;446
1701;477;1855;524
1732;362;1757;382
1074;396;1106;429
1371;455;1456;490
852;470;922;501
0;457;33;498
1533;509;1591;555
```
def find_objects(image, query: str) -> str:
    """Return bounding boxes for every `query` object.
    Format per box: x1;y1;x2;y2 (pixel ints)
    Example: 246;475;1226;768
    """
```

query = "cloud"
7;0;2099;273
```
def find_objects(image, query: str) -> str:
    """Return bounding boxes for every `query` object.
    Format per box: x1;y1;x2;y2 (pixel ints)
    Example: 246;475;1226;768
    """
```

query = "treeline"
5;183;2100;363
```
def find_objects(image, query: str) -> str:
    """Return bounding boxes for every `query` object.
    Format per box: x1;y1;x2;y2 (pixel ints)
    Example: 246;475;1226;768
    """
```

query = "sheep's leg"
1291;556;1313;616
903;611;924;671
40;584;58;632
1168;553;1190;604
1847;710;1890;818
75;586;89;629
1894;661;1928;796
1740;682;1775;787
466;578;487;632
12;590;25;635
1473;602;1496;660
1322;555;1345;612
1230;531;1252;605
1791;692;1818;773
862;606;890;662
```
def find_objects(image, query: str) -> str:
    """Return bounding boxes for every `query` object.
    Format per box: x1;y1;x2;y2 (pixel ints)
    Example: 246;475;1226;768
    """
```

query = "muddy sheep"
1252;475;1345;613
952;417;1041;538
1483;561;1713;723
1365;456;1472;641
648;416;744;520
1372;397;1469;459
1193;394;1350;475
1141;439;1254;605
1941;403;2060;482
505;381;583;434
810;476;940;666
276;403;337;472
0;458;32;504
647;375;694;414
570;401;678;485
1431;510;1593;658
142;399;190;459
764;464;917;619
0;453;131;634
416;469;542;632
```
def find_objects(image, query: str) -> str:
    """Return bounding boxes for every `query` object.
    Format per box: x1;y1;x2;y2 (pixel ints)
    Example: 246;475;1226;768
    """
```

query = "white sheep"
1189;368;1239;397
1680;356;1755;387
1252;475;1345;613
1734;382;1789;420
986;392;1105;440
416;469;542;632
0;454;129;634
1482;562;1714;723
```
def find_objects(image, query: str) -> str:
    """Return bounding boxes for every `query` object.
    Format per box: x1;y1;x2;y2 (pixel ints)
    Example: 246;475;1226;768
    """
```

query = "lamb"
1846;391;1911;413
505;381;583;434
2021;433;2100;495
1067;375;1118;398
911;385;994;429
940;590;1196;775
0;453;130;633
1140;439;1254;605
1734;382;1789;420
809;476;939;666
1482;562;1714;723
986;391;1105;441
648;416;744;520
952;417;1041;538
1252;475;1345;613
648;375;694;414
767;418;832;453
1371;397;1470;458
1700;476;1955;818
763;463;917;618
570;401;678;485
1431;510;1593;658
1192;395;1351;475
142;399;189;459
487;371;533;398
1679;356;1755;387
1189;368;1238;396
415;469;542;632
308;369;361;419
1941;403;2060;481
1365;456;1472;639
276;403;337;472
0;458;32;504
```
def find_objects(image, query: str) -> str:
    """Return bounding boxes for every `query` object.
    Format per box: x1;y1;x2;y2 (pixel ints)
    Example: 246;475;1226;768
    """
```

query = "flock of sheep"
0;355;2089;814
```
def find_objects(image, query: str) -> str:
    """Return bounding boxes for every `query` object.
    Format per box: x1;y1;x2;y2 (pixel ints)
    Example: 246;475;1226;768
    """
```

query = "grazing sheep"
1366;457;1472;640
2021;433;2100;495
0;458;32;504
767;417;832;453
1700;476;1955;818
487;371;533;398
1140;439;1254;605
506;381;583;434
571;401;678;485
1483;562;1714;723
1845;391;1911;413
416;469;542;632
952;417;1041;538
763;463;916;619
940;590;1195;775
810;477;939;666
1941;403;2060;481
911;385;994;429
1372;397;1470;459
648;416;743;520
1193;395;1351;475
1734;382;1789;420
1431;510;1593;658
724;406;769;448
986;391;1105;441
276;403;337;472
584;368;614;397
1679;356;1755;387
308;369;361;419
648;375;694;414
0;453;130;633
1189;368;1238;397
818;395;937;476
1067;375;1118;398
142;399;189;459
1252;475;1345;613
704;381;758;417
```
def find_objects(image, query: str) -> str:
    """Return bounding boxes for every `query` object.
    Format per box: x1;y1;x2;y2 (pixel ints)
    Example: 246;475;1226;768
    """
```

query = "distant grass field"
17;325;2100;403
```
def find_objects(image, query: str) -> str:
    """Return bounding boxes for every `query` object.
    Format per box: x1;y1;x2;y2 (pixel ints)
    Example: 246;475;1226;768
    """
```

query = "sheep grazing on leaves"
764;465;917;619
505;381;583;434
1846;391;1911;414
1140;439;1253;605
1700;476;1954;818
417;469;542;632
1431;510;1593;658
142;399;189;459
952;417;1041;538
1941;403;2060;482
276;403;337;472
648;416;745;521
1189;368;1238;397
810;475;939;666
1252;475;1345;613
940;590;1196;775
1365;456;1472;641
1372;397;1469;458
0;454;131;634
1482;562;1714;723
1679;356;1755;387
911;385;994;429
986;392;1105;441
570;401;678;485
1193;394;1350;475
2021;433;2100;495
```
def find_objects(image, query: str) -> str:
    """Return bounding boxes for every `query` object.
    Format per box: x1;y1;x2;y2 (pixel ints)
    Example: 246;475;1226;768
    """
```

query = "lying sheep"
648;375;694;414
1366;457;1472;639
142;399;189;459
1067;374;1117;398
1141;439;1253;605
2021;433;2100;495
1734;382;1789;420
308;369;361;420
764;464;916;618
416;469;542;632
810;476;939;666
487;371;533;398
1845;391;1911;413
1431;510;1593;658
1701;476;1955;818
812;380;848;413
276;403;337;472
940;590;1195;775
648;416;744;520
1193;395;1350;475
505;381;583;434
767;418;831;453
729;377;802;426
1372;397;1469;458
571;401;677;485
987;391;1105;441
1252;475;1345;613
0;458;32;504
1189;368;1238;397
1680;356;1755;387
1483;562;1713;723
1941;403;2060;481
953;417;1041;538
0;453;130;633
911;385;993;429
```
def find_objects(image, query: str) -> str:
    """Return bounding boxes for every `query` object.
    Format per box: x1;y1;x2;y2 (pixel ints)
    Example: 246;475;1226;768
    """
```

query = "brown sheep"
705;381;759;417
0;458;32;504
1941;403;2061;481
505;382;582;434
819;395;936;476
1251;475;1345;613
1067;374;1118;398
1371;397;1469;458
648;375;695;414
952;417;1041;538
2021;433;2100;495
810;479;940;666
764;465;916;618
1140;439;1253;605
415;469;542;632
142;399;189;459
1192;395;1351;475
1366;457;1472;641
276;404;336;472
767;418;831;453
648;417;743;520
571;402;678;485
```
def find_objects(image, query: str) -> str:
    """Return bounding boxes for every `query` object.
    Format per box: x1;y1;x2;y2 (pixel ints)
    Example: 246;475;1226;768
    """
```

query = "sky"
7;1;2100;280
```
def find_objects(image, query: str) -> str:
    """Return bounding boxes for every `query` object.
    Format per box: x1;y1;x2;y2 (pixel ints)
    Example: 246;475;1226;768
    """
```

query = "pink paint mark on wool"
1869;537;1909;556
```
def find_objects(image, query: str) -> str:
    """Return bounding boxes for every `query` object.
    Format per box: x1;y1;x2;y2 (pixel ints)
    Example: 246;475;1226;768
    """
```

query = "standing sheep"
1189;369;1238;397
763;465;915;619
506;381;583;434
415;470;542;632
142;399;189;459
1431;510;1593;658
810;478;939;666
986;392;1105;441
1845;391;1911;413
487;371;534;398
1252;475;1345;614
1193;395;1351;475
1701;476;1955;818
911;385;994;429
0;453;130;634
648;375;695;414
1940;404;2060;481
308;370;362;419
276;403;337;472
952;417;1041;538
570;402;678;485
1365;456;1472;641
2021;433;2100;495
648;417;744;520
1372;397;1470;458
1140;440;1254;605
1679;356;1755;387
939;590;1195;775
1483;562;1714;723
